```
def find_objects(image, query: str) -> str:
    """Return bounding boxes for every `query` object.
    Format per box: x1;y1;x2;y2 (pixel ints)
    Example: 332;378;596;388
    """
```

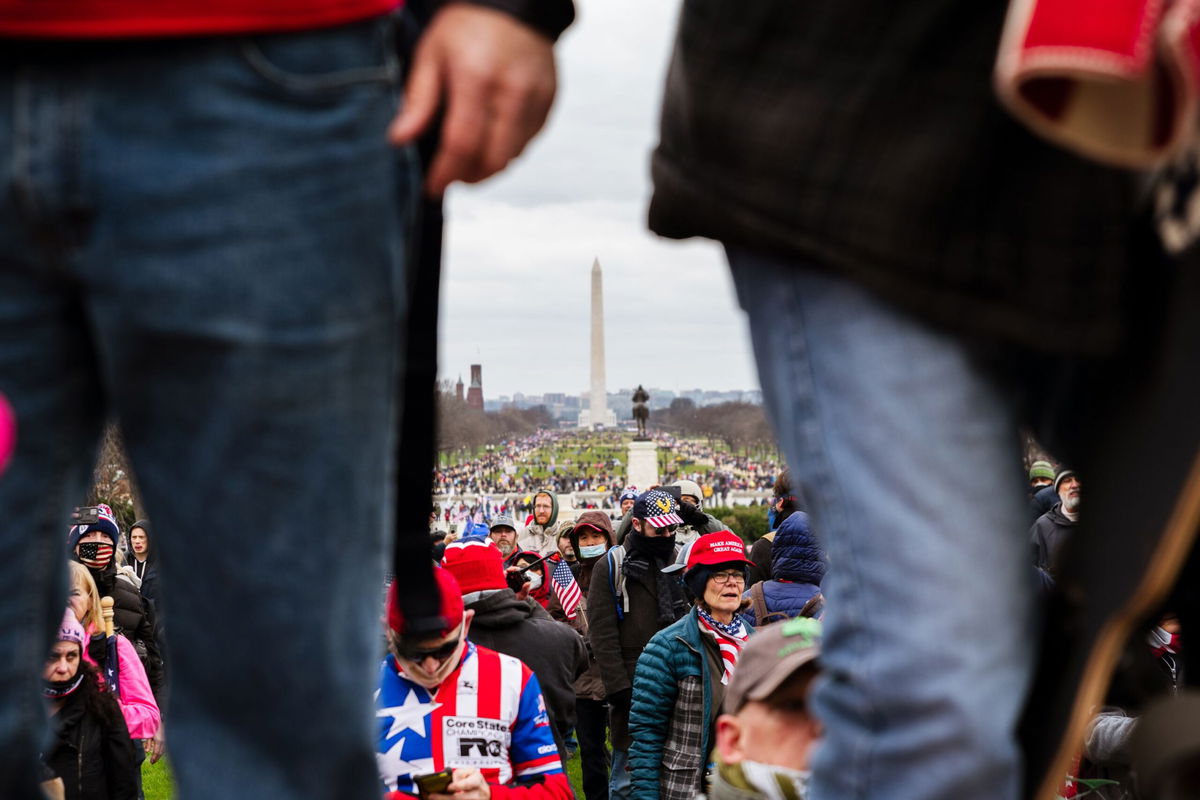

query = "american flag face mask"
78;540;114;570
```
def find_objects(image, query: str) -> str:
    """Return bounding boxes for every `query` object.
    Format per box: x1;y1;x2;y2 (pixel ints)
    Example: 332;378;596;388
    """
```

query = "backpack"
605;543;680;621
749;581;824;627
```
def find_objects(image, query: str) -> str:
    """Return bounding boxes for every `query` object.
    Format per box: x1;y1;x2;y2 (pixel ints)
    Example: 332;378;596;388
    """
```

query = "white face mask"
525;571;543;591
740;759;811;800
579;544;606;559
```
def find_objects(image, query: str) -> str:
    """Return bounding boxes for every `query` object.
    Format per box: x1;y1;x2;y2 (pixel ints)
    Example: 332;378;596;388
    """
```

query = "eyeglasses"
647;524;679;535
395;635;461;663
709;570;746;585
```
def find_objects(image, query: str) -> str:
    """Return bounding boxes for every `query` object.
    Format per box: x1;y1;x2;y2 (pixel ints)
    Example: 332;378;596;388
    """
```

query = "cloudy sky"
437;0;761;399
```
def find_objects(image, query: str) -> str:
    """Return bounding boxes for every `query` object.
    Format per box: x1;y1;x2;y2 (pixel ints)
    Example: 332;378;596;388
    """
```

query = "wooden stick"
101;596;115;638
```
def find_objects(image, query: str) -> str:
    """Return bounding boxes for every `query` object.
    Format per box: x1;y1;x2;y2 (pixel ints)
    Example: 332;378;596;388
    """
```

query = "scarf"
697;607;748;685
626;533;687;624
43;673;84;700
710;752;811;800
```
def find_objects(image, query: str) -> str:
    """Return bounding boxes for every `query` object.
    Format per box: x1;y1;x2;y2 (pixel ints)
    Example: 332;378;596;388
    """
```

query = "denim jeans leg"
610;747;632;800
4;19;415;800
728;247;1036;800
0;70;115;799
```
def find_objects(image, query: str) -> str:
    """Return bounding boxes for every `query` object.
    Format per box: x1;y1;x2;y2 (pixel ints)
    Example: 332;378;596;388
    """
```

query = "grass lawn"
141;749;589;799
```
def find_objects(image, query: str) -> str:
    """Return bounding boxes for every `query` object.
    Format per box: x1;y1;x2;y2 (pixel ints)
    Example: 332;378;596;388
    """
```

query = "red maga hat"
685;530;753;572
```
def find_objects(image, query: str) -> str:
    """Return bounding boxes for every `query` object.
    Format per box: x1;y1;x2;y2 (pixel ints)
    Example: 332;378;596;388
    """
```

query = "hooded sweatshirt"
520;491;561;556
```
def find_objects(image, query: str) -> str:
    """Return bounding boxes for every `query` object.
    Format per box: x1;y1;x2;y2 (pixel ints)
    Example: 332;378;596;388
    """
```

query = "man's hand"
389;4;558;195
429;767;491;800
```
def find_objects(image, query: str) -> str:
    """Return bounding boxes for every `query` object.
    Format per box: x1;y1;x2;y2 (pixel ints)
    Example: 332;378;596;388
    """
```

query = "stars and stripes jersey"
375;643;565;797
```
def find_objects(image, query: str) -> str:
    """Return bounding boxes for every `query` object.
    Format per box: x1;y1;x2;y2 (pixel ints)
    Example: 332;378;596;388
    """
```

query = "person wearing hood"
441;539;587;765
125;520;159;605
1028;470;1081;575
568;511;618;800
746;471;800;587
43;608;139;800
519;490;561;555
586;489;690;800
68;506;164;700
739;512;824;628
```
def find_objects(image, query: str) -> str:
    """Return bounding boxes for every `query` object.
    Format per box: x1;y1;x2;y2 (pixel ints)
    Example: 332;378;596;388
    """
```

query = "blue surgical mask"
579;544;606;559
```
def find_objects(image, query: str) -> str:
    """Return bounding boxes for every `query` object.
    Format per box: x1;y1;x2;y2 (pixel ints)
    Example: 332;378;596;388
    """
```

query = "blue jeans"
0;19;417;799
610;747;633;800
728;248;1036;800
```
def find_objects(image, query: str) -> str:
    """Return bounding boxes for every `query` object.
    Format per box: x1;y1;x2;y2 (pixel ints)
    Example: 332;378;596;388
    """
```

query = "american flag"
550;558;581;620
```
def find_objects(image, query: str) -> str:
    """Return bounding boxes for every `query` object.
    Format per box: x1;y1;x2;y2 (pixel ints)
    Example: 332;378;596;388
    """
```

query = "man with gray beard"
1029;470;1081;576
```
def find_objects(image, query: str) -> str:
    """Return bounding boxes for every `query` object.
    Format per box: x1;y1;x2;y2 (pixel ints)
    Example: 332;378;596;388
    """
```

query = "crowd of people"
433;431;781;514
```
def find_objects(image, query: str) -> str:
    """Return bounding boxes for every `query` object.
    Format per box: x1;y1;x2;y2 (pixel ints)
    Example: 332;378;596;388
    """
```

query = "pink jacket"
83;626;161;740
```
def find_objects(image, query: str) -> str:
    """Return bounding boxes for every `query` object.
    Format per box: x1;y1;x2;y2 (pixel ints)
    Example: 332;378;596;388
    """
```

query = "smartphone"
74;506;101;525
661;485;682;503
414;769;455;796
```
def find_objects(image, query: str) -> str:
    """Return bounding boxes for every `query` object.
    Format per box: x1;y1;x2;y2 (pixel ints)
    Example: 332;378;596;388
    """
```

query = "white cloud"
438;0;760;398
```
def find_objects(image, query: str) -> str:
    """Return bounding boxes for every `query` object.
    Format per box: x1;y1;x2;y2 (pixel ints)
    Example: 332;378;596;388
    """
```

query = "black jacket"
1029;503;1077;574
88;565;165;699
465;589;587;760
44;675;139;800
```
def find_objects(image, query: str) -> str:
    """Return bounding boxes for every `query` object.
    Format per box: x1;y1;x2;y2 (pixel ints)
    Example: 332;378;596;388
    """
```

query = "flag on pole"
551;558;581;620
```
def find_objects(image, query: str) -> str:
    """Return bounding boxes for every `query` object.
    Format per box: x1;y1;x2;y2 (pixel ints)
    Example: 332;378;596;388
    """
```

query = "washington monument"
581;258;615;428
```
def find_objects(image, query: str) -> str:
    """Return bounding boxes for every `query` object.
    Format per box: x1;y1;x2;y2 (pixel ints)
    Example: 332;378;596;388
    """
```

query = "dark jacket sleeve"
586;556;629;696
428;0;574;42
628;630;679;800
135;597;165;698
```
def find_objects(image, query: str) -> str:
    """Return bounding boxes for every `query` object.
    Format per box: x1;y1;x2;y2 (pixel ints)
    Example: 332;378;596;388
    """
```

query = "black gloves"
88;633;108;667
677;501;708;528
606;688;632;711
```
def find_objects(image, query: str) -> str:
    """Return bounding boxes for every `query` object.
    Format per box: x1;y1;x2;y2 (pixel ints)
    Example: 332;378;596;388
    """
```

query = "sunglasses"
395;635;461;663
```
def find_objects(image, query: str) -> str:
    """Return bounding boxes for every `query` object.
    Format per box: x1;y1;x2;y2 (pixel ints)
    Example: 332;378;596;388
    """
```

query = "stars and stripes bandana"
550;557;581;620
697;607;748;685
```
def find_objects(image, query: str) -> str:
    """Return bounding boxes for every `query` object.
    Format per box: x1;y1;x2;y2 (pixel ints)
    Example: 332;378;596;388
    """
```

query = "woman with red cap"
627;531;755;800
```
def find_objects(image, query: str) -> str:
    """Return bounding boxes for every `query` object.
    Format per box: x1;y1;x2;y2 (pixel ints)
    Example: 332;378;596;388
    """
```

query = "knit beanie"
441;539;508;594
67;503;120;552
1028;460;1056;482
56;608;87;651
1054;469;1077;492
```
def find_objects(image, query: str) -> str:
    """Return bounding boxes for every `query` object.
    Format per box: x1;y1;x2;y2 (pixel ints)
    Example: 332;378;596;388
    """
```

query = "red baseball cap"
387;566;464;639
685;530;753;572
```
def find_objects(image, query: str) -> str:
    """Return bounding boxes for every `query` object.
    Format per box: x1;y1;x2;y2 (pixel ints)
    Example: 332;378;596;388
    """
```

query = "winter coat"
88;564;165;698
585;543;684;749
82;628;160;740
649;1;1141;358
740;512;824;627
465;588;588;759
567;511;617;701
44;675;139;800
629;608;741;800
519;491;561;555
1029;503;1076;574
745;533;775;588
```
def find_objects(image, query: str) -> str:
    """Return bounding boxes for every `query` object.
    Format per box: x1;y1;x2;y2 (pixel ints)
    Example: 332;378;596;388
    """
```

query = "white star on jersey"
377;736;435;791
376;687;441;739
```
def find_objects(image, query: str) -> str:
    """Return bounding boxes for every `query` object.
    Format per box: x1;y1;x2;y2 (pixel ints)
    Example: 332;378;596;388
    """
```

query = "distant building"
467;364;484;411
455;375;465;403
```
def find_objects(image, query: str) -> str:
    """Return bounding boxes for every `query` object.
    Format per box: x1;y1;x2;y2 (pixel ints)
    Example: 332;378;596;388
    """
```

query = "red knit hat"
386;566;464;638
440;539;508;594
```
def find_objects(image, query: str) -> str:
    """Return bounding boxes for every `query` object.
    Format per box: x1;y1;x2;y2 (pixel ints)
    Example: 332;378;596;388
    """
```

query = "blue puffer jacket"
740;512;825;626
629;608;751;800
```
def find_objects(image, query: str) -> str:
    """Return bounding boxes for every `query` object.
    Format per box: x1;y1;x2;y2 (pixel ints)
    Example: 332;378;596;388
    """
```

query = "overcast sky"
437;0;761;399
